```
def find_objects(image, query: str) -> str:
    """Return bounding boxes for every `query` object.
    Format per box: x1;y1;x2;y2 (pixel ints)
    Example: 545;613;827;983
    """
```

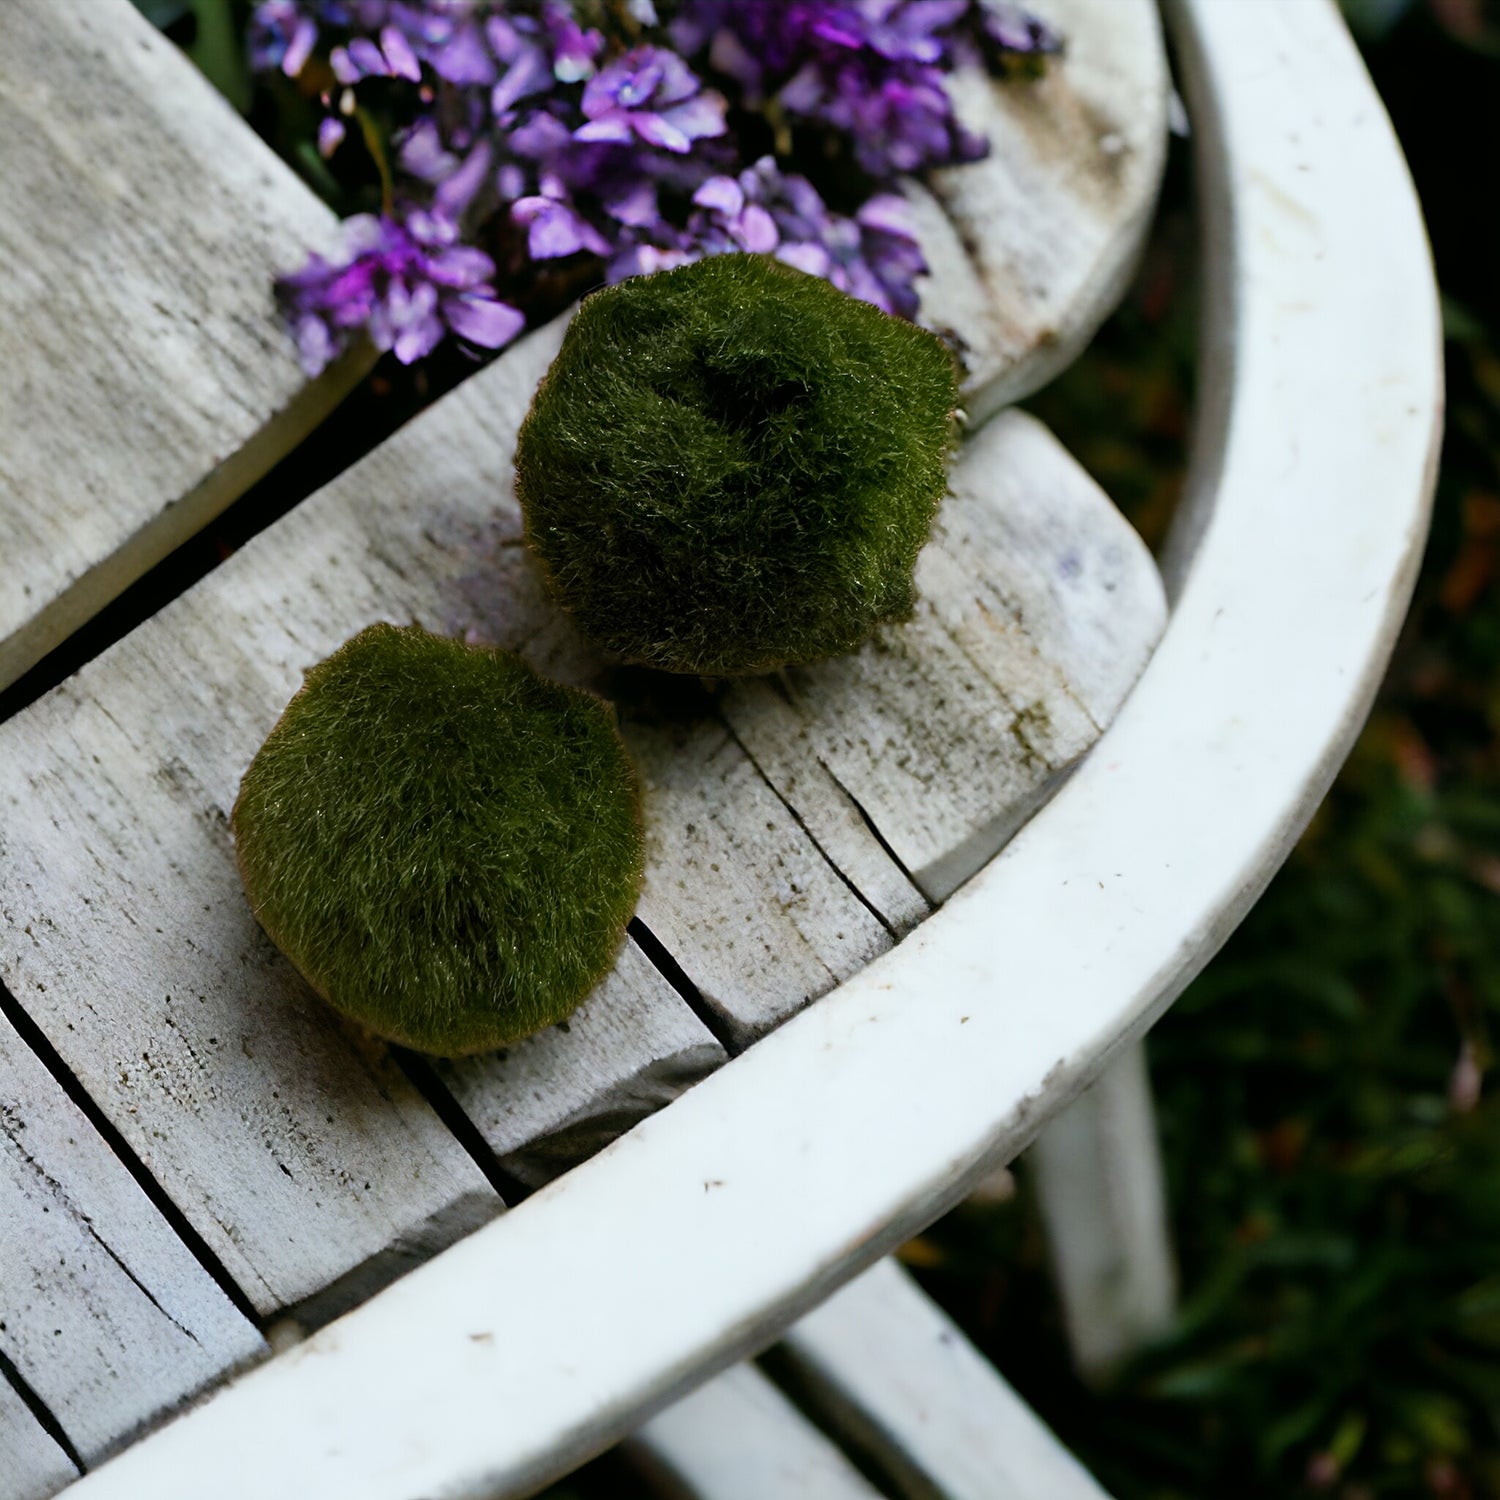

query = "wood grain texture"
397;341;899;1058
0;322;1163;1339
0;0;373;691
0;1010;265;1464
724;411;1167;908
0;322;676;1330
0;1378;77;1500
440;939;724;1189
913;0;1169;422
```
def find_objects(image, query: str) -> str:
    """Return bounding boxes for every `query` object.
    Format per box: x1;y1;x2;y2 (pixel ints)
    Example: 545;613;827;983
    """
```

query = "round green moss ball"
232;622;643;1056
515;254;958;676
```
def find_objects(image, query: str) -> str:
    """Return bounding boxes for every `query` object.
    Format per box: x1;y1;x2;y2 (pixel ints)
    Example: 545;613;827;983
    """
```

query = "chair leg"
1030;1040;1176;1381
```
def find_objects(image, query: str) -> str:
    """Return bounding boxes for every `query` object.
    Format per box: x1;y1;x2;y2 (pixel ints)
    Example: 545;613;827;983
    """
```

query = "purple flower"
248;0;1058;372
575;46;727;154
332;24;425;83
247;0;319;76
277;212;524;373
511;194;613;259
684;157;927;318
675;0;1056;174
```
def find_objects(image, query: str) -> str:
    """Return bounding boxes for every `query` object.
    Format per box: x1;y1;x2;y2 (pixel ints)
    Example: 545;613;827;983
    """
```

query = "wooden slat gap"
0;345;390;730
814;758;927;913
627;917;740;1057
0;1346;86;1477
0;335;375;695
393;1050;530;1204
0;978;261;1331
718;716;909;948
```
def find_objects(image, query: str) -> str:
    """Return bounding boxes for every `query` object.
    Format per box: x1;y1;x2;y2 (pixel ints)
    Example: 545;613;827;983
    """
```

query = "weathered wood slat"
723;412;1167;908
440;939;724;1190
0;1379;77;1500
0;322;1164;1358
0;0;372;690
419;492;895;1057
0;1011;264;1465
0;323;655;1332
912;0;1169;422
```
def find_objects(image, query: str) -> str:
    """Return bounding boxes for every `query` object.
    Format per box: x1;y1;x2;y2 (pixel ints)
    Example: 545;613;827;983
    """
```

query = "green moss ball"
232;623;643;1056
515;254;958;676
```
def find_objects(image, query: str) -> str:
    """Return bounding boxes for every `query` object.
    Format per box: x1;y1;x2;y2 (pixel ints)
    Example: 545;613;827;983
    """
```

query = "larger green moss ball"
515;254;958;676
232;623;643;1056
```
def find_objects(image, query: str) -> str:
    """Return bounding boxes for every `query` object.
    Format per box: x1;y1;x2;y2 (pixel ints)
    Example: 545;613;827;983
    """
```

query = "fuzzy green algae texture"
515;253;958;676
233;623;643;1056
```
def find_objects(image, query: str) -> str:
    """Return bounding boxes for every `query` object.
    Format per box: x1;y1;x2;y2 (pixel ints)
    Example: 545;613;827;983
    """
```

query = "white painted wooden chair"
0;1;1438;1497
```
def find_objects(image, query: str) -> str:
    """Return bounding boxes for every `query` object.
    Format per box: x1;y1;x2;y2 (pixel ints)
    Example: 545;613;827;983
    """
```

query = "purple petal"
603;179;660;228
330;46;359;85
778;63;825;114
516;199;612;259
693;175;745;216
397;120;459;183
510;111;572;158
708;28;760;93
631;112;692;153
777;242;832;278
347;37;388;77
430;22;497;85
317;117;346;158
403;208;457;246
443;294;525;349
341;214;386;255
433;140;493;221
293;313;336;376
658;91;728;143
855;192;916;239
495;163;528;201
393;315;445;364
491;47;551;117
282;17;316;78
650;50;700;106
380;26;423;82
732;205;779;254
573;114;636;146
486;14;522;63
509;196;551;225
423;244;497;289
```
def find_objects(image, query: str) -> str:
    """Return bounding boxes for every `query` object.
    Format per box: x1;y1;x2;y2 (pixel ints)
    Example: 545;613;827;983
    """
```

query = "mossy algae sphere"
232;623;643;1056
515;254;959;676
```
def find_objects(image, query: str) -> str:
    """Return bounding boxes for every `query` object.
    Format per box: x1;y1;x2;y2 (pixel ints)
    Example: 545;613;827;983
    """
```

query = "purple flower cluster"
248;0;1059;374
279;211;524;372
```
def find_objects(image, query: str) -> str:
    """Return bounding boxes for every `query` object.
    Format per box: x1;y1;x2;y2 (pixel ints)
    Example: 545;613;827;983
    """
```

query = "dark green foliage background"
515;254;957;676
233;623;643;1056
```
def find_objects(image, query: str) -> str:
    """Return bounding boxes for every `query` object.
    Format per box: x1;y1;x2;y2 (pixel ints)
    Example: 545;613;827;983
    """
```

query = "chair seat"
0;1;1439;1497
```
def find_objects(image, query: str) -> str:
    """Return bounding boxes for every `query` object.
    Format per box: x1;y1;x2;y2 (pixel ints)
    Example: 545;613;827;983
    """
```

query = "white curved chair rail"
66;2;1442;1496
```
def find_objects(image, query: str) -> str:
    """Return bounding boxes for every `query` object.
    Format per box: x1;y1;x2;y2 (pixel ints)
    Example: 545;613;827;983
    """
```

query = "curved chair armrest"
65;3;1441;1497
